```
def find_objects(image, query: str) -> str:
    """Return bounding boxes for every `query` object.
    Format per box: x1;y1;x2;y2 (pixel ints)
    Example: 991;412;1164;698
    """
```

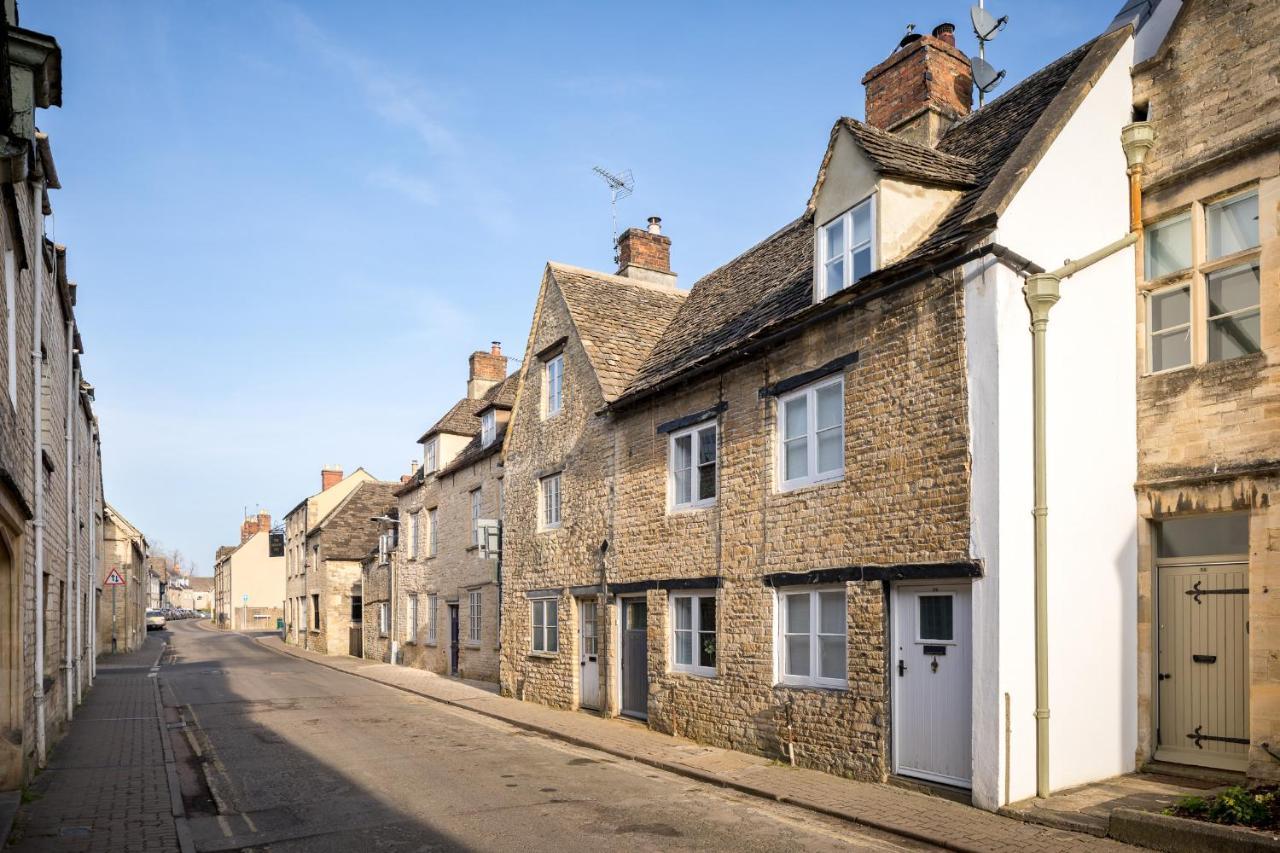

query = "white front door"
579;600;601;710
892;582;972;788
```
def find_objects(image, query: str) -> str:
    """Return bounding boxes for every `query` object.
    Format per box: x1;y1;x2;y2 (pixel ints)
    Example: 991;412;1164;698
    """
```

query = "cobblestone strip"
258;636;1136;853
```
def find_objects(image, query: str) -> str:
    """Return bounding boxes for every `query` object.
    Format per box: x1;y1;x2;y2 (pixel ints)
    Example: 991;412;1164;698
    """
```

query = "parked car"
146;609;166;630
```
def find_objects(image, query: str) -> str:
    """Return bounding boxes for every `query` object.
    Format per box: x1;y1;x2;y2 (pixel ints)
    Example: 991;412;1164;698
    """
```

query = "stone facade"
1131;0;1280;780
0;11;105;791
213;522;285;632
99;505;147;654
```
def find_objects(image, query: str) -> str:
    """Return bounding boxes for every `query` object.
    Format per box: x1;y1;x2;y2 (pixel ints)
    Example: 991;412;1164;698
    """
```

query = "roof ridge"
547;261;687;299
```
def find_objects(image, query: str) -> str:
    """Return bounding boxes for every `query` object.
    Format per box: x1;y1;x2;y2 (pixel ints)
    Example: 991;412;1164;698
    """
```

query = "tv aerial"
592;166;634;262
969;2;1008;107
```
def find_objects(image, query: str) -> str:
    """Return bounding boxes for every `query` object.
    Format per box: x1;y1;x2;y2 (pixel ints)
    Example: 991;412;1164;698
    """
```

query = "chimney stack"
861;22;972;148
616;217;676;288
467;343;508;399
321;465;343;492
240;511;273;544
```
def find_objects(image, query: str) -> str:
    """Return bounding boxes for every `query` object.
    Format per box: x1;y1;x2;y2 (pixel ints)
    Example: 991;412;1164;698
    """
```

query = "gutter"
606;240;1042;415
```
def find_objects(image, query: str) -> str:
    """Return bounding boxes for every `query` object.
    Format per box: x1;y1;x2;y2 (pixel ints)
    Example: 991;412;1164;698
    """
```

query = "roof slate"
548;263;687;402
418;372;518;443
840;119;979;188
618;31;1122;405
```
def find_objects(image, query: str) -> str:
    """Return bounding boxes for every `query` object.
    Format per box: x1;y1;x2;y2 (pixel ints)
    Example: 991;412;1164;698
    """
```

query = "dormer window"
423;438;438;473
820;196;875;299
480;410;496;447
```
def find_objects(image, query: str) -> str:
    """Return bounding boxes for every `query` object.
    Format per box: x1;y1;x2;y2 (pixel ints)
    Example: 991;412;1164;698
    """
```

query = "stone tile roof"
840;118;979;188
437;422;508;480
617;31;1124;406
309;480;399;560
418;371;518;443
548;262;687;402
475;372;518;414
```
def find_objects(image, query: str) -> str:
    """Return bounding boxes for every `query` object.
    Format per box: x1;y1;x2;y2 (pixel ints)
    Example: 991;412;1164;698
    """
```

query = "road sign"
104;569;126;586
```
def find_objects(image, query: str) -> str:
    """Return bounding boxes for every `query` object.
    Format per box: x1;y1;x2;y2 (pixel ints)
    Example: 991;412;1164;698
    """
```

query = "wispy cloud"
367;166;439;207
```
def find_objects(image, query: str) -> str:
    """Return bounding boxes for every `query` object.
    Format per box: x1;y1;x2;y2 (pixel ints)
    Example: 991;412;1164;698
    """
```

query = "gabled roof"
418;398;488;443
547;262;686;402
307;480;399;560
807;119;979;211
103;502;144;541
404;373;518;493
616;29;1128;407
475;373;518;416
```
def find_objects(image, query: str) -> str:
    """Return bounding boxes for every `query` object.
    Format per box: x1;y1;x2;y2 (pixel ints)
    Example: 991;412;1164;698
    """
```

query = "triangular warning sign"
104;569;126;586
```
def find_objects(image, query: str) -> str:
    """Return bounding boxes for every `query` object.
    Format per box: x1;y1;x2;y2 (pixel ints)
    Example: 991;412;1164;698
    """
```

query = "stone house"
503;20;1151;809
392;346;515;682
283;466;378;652
99;504;147;654
1121;0;1280;782
0;7;105;791
213;511;284;631
290;479;397;656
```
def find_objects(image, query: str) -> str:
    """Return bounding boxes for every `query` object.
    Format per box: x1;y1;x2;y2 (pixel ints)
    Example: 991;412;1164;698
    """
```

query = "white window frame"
407;593;419;643
1145;281;1192;374
468;590;482;645
669;591;717;677
423;438;438;474
776;586;847;689
540;473;562;530
914;592;957;646
818;195;876;300
776;376;845;491
407;511;419;559
543;354;564;418
378;601;389;636
426;593;438;644
668;422;717;511
470;487;482;546
480;410;496;447
426;507;438;557
1143;211;1192;282
531;598;558;653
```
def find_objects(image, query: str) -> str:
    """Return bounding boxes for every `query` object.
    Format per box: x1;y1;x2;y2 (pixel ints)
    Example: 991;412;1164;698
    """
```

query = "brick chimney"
616;217;676;288
321;465;343;492
240;511;273;544
467;342;507;399
861;23;972;147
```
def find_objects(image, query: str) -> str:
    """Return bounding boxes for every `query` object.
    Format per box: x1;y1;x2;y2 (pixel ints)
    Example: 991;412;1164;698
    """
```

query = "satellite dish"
970;5;1008;41
971;56;1006;93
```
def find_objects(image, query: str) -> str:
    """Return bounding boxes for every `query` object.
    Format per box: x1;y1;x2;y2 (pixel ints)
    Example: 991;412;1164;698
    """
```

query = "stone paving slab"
260;634;1140;853
5;634;183;853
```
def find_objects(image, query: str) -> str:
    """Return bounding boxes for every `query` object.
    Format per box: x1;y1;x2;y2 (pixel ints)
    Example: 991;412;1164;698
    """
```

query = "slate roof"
403;373;518;493
835;118;979;190
475;372;518;415
308;480;400;560
548;263;687;402
617;30;1126;406
418;398;487;443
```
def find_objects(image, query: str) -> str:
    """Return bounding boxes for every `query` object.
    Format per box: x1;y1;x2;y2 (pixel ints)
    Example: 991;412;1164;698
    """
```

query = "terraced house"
502;20;1158;810
384;345;514;680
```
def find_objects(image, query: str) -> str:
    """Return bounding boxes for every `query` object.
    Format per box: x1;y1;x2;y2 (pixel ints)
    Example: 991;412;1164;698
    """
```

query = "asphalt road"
160;620;932;852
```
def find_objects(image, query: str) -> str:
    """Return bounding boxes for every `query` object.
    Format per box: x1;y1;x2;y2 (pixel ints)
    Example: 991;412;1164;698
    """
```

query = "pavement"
4;631;186;853
255;627;1140;853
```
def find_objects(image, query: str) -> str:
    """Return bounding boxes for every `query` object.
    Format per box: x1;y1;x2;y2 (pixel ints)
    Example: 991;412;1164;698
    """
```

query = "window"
778;377;844;490
1157;513;1249;558
819;196;875;299
407;512;419;559
427;508;438;557
1206;263;1260;362
470;488;482;546
670;423;717;509
917;595;954;642
544;354;564;417
350;596;362;622
1144;213;1191;279
311;594;320;630
378;602;389;635
426;593;438;643
423;438;438;474
531;598;558;653
1148;284;1191;372
540;473;562;529
407;594;418;642
1143;189;1261;373
480;410;496;446
468;590;482;644
778;587;846;688
671;592;716;677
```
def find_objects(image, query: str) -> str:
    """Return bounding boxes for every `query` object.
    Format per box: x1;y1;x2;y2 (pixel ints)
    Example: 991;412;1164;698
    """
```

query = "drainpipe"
31;185;46;767
1026;121;1154;798
73;367;82;704
88;430;97;683
63;324;73;721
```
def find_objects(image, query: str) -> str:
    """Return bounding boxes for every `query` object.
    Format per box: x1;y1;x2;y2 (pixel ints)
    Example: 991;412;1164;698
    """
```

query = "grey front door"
449;604;460;675
621;599;648;719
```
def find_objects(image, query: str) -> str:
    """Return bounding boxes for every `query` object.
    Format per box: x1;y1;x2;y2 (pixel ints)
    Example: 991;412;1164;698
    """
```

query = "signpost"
104;569;126;653
242;593;249;632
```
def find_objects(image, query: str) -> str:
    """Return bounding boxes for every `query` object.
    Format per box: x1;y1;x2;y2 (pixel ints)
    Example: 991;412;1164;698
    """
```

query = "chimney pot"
490;341;502;356
931;22;956;46
647;216;662;235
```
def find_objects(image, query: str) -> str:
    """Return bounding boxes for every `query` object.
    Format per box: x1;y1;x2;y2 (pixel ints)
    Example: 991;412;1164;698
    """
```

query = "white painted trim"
774;585;848;690
776;376;845;492
668;590;717;677
668;422;718;511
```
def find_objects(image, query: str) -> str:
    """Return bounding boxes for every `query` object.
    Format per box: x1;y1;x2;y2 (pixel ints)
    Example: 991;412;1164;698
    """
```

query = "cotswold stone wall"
500;280;615;709
361;559;391;663
398;453;502;683
502;265;972;779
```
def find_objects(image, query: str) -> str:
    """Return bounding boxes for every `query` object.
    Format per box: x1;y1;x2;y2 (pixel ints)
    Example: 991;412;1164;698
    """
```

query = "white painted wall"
966;36;1138;807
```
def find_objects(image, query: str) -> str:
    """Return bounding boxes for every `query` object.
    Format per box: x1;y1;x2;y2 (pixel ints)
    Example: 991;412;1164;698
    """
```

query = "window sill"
465;545;479;553
774;680;849;694
777;473;844;495
527;651;558;660
465;642;481;649
538;525;563;533
669;668;717;680
669;501;716;515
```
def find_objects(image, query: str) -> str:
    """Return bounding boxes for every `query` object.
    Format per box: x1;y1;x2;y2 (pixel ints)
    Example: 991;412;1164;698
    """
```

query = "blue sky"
28;0;1118;573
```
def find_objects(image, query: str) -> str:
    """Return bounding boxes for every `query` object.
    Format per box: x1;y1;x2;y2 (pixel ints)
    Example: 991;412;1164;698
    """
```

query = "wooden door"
579;601;600;710
621;599;648;719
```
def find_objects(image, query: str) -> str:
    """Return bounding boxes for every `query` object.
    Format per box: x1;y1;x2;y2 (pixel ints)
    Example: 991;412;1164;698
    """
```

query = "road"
161;620;932;852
